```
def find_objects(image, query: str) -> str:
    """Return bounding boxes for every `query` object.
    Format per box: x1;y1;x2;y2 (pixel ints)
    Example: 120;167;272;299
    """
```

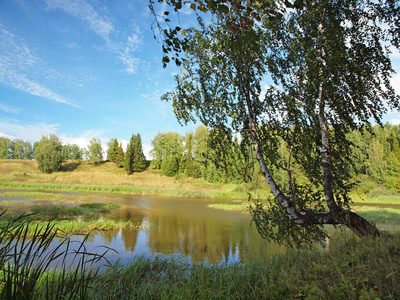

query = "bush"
161;158;179;177
34;134;63;173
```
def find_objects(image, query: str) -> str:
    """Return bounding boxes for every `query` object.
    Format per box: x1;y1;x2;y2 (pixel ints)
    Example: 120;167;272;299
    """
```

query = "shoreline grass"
207;203;249;212
3;219;399;299
0;181;254;199
0;219;147;236
91;232;400;299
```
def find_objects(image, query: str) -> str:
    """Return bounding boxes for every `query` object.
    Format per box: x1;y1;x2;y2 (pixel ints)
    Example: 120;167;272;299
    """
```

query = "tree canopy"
34;134;63;174
155;0;400;245
87;138;103;165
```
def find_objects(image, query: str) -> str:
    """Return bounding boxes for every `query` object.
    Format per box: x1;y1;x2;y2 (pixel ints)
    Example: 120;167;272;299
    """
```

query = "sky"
0;0;400;159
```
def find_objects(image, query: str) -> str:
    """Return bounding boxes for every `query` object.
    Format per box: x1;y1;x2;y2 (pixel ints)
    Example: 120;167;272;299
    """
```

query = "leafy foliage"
34;134;63;174
0;137;11;159
157;0;400;240
86;138;103;165
249;182;328;248
62;144;82;161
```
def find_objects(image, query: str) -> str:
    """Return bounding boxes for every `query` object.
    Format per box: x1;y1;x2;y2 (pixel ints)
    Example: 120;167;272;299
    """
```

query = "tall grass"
1;210;399;299
92;233;400;299
0;212;112;299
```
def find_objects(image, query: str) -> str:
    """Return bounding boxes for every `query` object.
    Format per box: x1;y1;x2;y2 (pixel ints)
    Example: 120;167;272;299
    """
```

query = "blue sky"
0;0;399;159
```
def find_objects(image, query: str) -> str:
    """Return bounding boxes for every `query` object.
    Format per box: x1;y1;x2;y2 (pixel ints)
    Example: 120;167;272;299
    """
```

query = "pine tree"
107;138;119;162
124;137;134;174
132;133;147;172
115;142;125;168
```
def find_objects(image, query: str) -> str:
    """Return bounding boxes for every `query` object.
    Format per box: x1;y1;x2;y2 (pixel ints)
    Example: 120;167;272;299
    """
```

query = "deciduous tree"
156;0;400;244
87;138;103;165
0;137;11;159
34;134;63;173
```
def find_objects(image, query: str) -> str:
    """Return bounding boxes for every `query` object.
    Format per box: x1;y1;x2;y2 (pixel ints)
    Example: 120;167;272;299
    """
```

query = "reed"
3;219;143;237
0;212;111;299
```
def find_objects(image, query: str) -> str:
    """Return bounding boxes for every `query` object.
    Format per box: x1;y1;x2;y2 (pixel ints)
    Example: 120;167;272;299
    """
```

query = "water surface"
0;190;286;264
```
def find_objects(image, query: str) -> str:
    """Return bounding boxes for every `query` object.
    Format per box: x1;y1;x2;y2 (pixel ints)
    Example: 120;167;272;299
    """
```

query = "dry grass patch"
0;160;264;199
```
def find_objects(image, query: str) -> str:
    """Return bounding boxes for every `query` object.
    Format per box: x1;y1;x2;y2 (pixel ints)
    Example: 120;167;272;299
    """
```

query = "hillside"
0;159;265;199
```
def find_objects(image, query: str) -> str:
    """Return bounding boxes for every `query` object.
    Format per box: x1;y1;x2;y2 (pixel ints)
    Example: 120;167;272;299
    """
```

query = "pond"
0;190;287;265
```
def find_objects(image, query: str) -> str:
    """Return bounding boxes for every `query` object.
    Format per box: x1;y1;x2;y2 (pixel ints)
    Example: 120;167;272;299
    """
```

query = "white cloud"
0;103;22;114
60;129;109;149
2;70;77;106
390;118;400;125
44;0;114;40
0;118;59;141
143;143;152;160
0;22;79;106
391;72;400;95
389;46;400;60
44;0;141;74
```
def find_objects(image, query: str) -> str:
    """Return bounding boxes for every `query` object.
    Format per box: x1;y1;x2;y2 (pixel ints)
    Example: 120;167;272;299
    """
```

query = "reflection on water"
85;194;287;264
1;191;287;264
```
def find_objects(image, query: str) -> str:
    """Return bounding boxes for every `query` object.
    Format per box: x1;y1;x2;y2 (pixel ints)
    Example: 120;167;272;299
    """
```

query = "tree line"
0;133;146;174
1;124;400;190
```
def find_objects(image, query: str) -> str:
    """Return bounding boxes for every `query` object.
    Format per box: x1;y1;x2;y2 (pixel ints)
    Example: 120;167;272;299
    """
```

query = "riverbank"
1;159;400;204
2;228;399;299
92;233;400;299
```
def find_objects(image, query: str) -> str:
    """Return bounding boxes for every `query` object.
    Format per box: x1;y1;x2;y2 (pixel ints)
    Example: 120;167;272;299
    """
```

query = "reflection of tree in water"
110;209;145;224
99;230;120;245
146;212;286;264
80;209;145;251
120;227;139;251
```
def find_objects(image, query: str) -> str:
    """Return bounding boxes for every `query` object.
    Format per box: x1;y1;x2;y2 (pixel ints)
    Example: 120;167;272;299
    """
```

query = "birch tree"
156;0;400;245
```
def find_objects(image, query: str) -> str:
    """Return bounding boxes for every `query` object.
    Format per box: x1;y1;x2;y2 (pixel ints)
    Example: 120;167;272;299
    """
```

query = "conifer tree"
107;138;119;162
124;137;134;174
132;133;147;172
115;142;125;168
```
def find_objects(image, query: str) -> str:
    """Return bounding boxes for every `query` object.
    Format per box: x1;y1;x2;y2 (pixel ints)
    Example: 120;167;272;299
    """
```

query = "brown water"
85;194;287;264
3;190;397;265
0;191;286;264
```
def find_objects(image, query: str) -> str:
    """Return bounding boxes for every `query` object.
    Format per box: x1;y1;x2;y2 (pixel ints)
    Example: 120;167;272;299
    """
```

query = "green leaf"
218;4;229;14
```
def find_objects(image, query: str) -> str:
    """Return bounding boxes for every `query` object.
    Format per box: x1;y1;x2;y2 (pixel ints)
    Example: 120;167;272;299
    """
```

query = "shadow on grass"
61;161;81;172
358;209;400;224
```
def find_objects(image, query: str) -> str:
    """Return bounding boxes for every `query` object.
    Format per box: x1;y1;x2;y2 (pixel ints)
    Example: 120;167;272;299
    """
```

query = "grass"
0;219;146;236
0;209;399;299
0;212;111;299
352;206;400;225
0;202;143;236
0;159;269;199
0;202;120;221
91;232;400;299
207;202;249;212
